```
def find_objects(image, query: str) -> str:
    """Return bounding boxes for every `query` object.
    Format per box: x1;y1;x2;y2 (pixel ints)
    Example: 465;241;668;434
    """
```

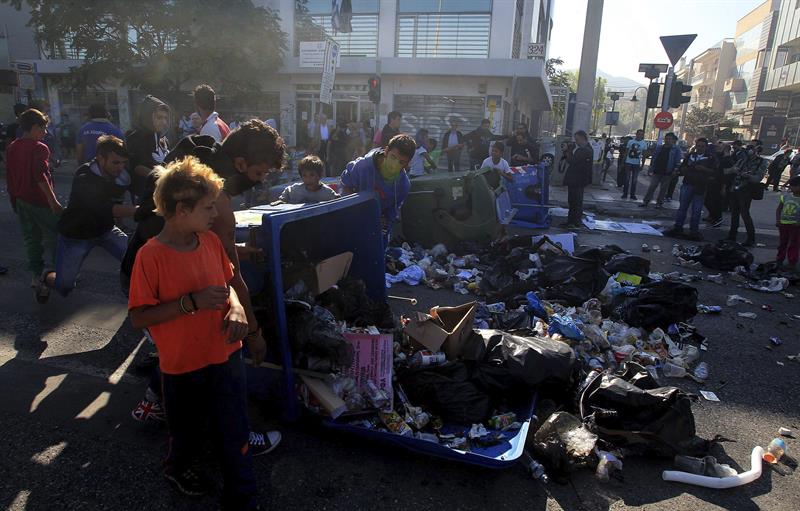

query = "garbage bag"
612;281;698;330
541;255;610;306
285;301;354;371
399;361;491;424
697;240;753;271
575;244;628;264
547;314;585;341
532;412;598;476
604;254;651;277
525;291;549;320
317;277;393;328
579;363;709;457
471;329;576;393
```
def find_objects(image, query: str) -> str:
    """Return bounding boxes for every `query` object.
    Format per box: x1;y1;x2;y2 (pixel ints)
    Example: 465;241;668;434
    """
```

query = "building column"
378;0;397;59
573;0;604;134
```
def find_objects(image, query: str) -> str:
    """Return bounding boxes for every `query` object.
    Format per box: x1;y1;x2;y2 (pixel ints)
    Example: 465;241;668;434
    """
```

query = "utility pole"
657;68;674;146
657;35;697;145
573;0;604;133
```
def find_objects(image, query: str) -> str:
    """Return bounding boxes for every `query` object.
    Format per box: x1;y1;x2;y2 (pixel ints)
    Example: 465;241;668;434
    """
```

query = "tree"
683;106;728;139
590;77;607;134
3;0;288;105
546;57;572;90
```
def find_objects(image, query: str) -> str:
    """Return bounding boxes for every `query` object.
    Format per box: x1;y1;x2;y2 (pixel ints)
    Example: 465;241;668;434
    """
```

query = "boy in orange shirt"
128;156;258;509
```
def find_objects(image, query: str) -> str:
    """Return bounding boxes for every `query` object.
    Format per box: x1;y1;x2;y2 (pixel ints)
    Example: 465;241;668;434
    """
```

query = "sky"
550;0;766;90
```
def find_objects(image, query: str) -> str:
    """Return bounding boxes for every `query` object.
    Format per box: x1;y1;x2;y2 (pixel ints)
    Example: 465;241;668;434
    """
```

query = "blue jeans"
674;184;705;233
622;164;641;197
54;227;128;296
162;350;257;509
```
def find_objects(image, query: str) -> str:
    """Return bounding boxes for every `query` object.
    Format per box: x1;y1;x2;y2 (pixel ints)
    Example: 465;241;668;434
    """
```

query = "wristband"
179;295;195;315
188;292;198;311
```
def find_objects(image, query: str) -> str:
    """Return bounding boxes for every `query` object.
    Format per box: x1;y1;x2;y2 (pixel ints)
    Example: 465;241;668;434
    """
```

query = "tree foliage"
683;106;729;138
3;0;288;99
546;57;572;90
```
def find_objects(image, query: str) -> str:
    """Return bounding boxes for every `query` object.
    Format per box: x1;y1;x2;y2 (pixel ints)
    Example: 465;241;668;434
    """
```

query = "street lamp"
630;86;649;136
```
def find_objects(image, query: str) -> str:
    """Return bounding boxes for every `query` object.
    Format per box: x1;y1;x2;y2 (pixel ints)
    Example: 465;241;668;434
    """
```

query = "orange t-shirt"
128;231;240;375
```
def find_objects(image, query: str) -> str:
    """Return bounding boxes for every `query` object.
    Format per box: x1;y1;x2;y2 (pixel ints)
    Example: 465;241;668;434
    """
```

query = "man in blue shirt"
622;129;648;200
640;132;683;208
340;134;415;247
77;104;125;163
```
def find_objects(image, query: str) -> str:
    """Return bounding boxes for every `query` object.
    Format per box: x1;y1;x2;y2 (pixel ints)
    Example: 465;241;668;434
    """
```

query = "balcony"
724;78;746;92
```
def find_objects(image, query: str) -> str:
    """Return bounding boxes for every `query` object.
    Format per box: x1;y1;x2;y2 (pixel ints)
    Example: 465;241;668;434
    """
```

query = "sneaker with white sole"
35;270;52;304
131;398;166;422
249;430;281;457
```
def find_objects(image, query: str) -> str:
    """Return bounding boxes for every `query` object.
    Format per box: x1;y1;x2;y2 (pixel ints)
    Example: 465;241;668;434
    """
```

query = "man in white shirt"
481;141;510;173
194;84;230;142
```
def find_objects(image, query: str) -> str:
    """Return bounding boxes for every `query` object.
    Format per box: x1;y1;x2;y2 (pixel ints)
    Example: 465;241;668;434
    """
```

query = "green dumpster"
400;168;510;249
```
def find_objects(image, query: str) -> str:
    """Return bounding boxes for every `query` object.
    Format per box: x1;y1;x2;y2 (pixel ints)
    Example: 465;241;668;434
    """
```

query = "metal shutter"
394;94;486;169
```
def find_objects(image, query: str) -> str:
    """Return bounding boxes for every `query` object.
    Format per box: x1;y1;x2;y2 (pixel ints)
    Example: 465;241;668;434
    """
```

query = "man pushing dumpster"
340;134;416;247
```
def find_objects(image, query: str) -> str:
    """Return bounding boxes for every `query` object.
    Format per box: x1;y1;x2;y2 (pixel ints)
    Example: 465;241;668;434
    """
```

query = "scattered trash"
762;304;774;312
770;337;783;347
748;277;790;293
674;454;737;478
521;451;550;484
704;274;724;284
595;450;624;482
779;427;795;438
641;243;650;253
737;312;757;319
763;438;786;464
697;304;722;314
726;295;753;306
700;390;720;402
693;362;709;381
385;265;425;287
663;447;764;489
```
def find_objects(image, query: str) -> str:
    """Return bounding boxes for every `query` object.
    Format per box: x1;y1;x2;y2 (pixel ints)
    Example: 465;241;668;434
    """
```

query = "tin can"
409;350;446;368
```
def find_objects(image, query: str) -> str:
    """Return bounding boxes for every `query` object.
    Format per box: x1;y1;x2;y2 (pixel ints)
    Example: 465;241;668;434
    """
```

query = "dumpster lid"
495;190;516;225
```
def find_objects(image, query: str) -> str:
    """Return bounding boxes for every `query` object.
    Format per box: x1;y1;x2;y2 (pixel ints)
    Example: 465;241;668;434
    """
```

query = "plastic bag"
541;255;610;306
613;281;698;330
547;314;585;341
525;291;549;320
532;412;598;476
697;240;754;271
604;254;652;277
385;265;425;287
399;362;491;424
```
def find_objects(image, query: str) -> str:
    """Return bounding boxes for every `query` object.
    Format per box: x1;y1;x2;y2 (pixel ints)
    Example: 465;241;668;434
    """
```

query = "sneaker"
131;398;166;422
710;218;724;228
35;270;51;304
249;430;281;457
630;195;638;201
163;467;210;497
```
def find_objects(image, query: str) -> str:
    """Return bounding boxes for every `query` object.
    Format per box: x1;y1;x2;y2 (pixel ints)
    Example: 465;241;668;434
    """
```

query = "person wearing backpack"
726;140;767;247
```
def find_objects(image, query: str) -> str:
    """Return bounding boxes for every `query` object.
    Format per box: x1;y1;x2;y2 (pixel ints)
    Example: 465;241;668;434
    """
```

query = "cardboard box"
283;251;353;295
404;301;478;360
342;331;394;410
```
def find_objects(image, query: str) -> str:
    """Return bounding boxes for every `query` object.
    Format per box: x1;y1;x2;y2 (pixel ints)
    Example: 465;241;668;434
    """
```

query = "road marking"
29;374;67;413
30;441;68;466
74;391;111;420
108;336;145;385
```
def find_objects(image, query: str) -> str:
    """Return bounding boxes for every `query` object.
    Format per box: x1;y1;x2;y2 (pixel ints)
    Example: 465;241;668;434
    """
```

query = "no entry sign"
654;111;674;130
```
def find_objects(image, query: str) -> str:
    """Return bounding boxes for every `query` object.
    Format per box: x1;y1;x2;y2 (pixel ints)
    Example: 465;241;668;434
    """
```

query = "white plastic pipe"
662;446;764;489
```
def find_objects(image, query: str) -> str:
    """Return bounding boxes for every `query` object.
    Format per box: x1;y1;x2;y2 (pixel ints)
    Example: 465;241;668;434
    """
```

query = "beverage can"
410;350;446;367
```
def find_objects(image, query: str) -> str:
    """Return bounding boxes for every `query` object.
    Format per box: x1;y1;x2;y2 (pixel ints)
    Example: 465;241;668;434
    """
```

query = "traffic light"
669;80;692;108
646;82;661;108
368;75;381;104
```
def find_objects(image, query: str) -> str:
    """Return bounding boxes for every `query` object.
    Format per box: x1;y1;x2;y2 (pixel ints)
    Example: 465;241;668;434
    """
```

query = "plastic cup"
763;438;786;464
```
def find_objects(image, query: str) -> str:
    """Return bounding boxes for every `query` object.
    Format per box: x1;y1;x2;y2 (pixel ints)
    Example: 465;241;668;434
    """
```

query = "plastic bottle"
521;451;549;484
763;438;786;464
662;361;687;378
486;302;506;314
693;361;709;381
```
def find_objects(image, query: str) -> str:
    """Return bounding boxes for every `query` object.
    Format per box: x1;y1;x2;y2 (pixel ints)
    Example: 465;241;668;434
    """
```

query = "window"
511;0;524;59
295;0;379;57
735;24;761;57
396;0;492;59
775;47;789;68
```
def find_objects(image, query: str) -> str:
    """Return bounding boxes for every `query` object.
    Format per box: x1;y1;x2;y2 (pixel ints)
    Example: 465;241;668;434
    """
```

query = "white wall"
378;0;397;58
489;0;515;59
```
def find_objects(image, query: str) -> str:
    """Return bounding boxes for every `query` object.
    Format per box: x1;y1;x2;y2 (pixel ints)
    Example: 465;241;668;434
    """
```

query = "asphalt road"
0;162;798;510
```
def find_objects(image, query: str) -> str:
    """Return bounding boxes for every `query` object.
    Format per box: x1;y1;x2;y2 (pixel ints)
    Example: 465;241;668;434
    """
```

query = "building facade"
2;0;553;158
764;0;800;144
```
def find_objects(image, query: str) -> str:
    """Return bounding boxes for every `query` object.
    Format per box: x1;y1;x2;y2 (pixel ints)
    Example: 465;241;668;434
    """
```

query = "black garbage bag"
697;240;753;271
399;361;491;424
575;244;628;264
285;301;354;372
471;329;576;394
604;254;651;277
612;281;697;330
532;412;598;477
541;255;609;305
317;277;393;328
743;261;800;285
579;363;709;457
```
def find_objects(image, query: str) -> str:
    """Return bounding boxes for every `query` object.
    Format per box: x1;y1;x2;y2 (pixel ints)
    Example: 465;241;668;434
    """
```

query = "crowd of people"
560;129;800;269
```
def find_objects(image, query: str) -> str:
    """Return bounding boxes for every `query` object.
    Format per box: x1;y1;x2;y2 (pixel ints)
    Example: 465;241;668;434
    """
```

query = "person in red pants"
776;176;800;269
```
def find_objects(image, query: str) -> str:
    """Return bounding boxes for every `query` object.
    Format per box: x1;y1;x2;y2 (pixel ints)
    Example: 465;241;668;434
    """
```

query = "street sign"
659;34;697;66
638;63;669;80
299;41;341;68
319;40;339;105
653;111;673;130
17;73;35;90
605;111;619;126
527;43;546;59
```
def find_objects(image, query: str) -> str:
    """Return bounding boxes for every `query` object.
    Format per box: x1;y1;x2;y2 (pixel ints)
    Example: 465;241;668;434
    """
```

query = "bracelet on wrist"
179;295;195;315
